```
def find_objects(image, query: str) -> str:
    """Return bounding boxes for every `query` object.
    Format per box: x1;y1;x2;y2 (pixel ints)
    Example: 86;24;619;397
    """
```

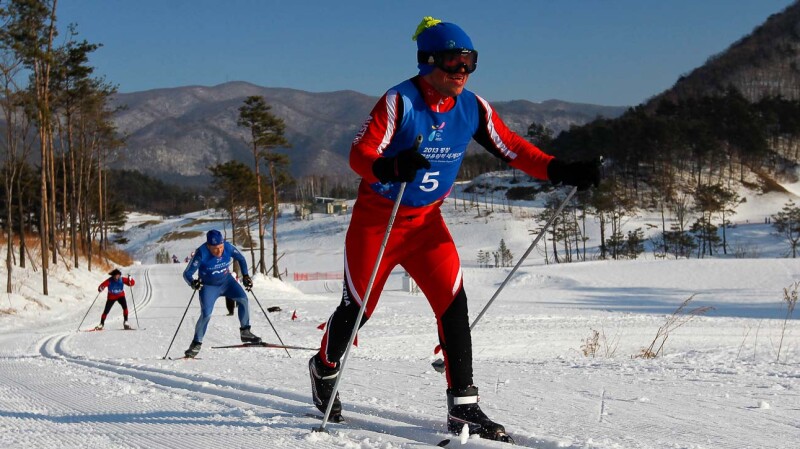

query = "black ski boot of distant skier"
447;386;514;443
184;340;202;358
239;326;262;344
309;354;342;420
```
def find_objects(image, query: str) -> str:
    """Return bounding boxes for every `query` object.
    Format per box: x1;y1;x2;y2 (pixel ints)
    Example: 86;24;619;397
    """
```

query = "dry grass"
158;230;203;243
636;295;714;359
0;233;133;273
178;217;226;228
581;329;601;357
751;168;790;194
777;281;798;362
581;327;620;358
136;220;162;228
103;245;134;268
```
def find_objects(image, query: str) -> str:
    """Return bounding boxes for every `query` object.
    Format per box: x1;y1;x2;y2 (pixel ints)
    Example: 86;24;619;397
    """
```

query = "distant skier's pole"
76;291;103;332
127;273;141;328
432;185;578;372
314;134;423;434
161;289;198;359
247;289;291;358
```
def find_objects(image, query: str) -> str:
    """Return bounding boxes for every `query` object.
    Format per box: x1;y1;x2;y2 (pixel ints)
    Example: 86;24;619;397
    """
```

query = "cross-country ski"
212;342;319;351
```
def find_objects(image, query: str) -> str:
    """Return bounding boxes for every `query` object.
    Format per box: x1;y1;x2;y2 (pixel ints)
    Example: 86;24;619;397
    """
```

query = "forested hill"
651;1;800;104
544;1;800;221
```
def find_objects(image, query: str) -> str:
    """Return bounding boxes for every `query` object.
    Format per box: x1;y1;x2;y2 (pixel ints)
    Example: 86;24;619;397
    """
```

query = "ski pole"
247;289;291;358
127;273;141;329
76;290;103;332
432;185;578;372
471;185;578;330
161;289;198;359
314;134;423;433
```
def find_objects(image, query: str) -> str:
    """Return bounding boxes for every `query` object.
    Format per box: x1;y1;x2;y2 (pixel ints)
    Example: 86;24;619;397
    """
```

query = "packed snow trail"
1;264;555;448
0;266;318;448
1;250;799;447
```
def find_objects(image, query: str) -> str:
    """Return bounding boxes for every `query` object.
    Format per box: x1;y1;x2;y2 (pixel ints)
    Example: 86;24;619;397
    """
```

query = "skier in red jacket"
95;269;135;330
309;17;600;441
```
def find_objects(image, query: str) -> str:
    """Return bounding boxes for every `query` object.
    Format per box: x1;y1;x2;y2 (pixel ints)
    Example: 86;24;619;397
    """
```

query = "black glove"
372;147;431;183
191;279;202;290
242;275;253;289
547;158;601;191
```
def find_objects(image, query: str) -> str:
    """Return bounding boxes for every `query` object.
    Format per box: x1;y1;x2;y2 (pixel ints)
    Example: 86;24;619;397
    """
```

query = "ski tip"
436;438;451;447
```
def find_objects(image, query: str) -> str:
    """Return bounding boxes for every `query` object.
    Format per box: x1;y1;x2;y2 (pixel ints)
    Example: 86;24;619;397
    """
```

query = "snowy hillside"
0;178;799;449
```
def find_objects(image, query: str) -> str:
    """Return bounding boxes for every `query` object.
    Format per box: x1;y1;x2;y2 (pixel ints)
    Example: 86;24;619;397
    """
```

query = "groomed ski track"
1;265;547;448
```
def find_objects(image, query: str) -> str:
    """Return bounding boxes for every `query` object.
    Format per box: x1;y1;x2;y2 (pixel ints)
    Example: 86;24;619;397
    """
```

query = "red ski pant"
319;193;473;388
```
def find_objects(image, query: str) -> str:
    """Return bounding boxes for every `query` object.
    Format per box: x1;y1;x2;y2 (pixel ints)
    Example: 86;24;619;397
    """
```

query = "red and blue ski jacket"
350;75;554;208
98;276;134;301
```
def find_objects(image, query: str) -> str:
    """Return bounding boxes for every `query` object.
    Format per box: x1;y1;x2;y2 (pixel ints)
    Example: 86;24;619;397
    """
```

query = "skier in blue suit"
182;229;261;357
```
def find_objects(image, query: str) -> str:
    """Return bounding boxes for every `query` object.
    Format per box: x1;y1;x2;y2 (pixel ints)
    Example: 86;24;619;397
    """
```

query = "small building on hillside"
313;197;349;215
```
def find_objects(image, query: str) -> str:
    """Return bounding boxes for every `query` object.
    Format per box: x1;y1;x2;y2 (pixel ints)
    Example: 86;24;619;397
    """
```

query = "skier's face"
207;243;224;258
423;66;470;97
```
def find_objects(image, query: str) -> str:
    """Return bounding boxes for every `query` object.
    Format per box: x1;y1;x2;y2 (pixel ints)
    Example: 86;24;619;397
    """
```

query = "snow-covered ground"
1;180;799;448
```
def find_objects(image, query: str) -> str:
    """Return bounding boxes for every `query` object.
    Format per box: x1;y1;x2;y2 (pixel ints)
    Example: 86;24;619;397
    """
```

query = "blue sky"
57;0;795;106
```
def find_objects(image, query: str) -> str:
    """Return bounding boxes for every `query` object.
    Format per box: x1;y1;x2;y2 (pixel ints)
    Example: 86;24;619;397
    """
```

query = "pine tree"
772;200;800;258
498;239;513;267
237;96;291;279
209;161;258;249
477;249;490;268
624;228;645;259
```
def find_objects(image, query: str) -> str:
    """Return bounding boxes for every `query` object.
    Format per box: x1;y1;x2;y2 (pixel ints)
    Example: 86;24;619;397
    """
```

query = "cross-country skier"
95;269;135;330
309;16;601;441
182;229;261;358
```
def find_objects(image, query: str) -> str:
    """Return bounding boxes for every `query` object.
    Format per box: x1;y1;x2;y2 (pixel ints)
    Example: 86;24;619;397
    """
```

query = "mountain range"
110;82;627;187
110;2;800;189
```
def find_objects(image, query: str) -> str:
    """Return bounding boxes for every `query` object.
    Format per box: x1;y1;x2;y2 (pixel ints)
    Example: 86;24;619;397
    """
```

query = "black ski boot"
184;341;202;358
240;326;262;344
308;354;343;420
447;386;513;443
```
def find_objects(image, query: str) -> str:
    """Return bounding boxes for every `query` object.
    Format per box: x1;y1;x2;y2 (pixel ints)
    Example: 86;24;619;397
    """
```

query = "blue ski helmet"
413;17;475;76
206;229;224;246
